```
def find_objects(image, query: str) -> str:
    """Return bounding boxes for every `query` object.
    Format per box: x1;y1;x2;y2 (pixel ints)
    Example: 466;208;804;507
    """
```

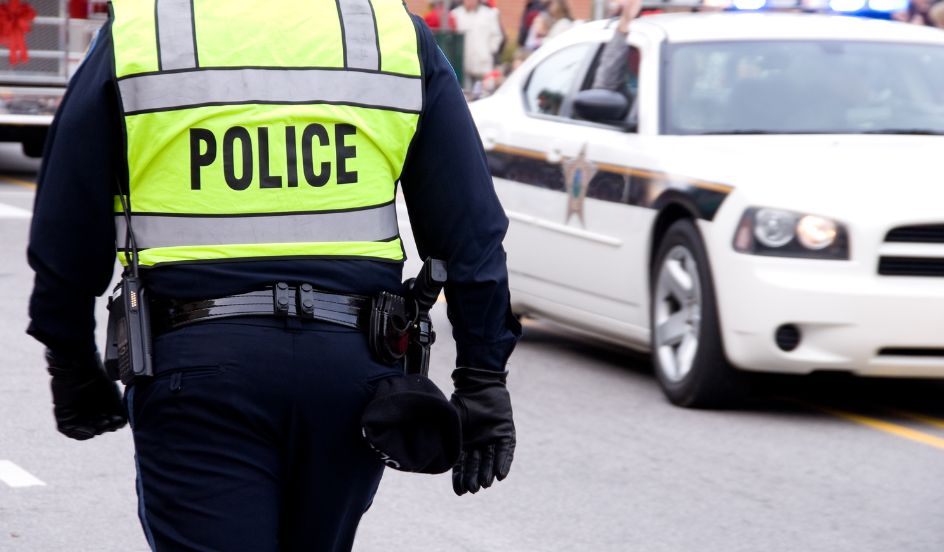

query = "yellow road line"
0;175;36;189
817;405;944;451
885;408;944;431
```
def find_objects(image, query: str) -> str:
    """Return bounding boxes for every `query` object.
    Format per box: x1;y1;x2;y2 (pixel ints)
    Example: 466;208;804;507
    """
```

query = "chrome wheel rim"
654;245;703;383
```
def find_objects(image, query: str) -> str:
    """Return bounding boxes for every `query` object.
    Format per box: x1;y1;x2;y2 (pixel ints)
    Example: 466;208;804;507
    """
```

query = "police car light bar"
640;0;909;12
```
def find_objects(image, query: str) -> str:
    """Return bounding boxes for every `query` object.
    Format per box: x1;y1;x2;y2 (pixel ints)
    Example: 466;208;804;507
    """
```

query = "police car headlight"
733;208;849;260
796;215;838;250
753;208;796;248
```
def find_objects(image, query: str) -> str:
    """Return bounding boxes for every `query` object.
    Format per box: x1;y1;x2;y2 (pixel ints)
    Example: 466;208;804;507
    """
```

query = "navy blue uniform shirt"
27;16;520;371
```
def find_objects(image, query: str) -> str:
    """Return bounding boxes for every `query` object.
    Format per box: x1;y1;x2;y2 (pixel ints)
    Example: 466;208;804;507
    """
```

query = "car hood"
641;135;944;221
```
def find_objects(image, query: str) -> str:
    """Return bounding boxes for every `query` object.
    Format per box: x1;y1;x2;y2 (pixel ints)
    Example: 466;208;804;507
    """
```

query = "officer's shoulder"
406;13;440;69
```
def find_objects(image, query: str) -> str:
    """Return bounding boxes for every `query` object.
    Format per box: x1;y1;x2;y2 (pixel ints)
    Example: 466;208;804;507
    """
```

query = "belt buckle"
297;283;316;319
273;282;291;316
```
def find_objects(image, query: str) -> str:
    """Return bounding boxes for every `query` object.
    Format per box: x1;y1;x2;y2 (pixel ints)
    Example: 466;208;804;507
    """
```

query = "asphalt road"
1;144;943;551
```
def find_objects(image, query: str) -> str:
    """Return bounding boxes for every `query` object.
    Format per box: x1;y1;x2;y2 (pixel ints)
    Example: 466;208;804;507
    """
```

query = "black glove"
450;367;515;496
46;348;127;441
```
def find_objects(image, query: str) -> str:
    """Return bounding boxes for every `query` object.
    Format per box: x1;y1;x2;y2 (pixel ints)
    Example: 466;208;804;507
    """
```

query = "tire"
650;218;745;408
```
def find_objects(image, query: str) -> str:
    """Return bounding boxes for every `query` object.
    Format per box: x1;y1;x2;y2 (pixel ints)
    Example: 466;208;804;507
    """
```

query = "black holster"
367;292;415;365
367;259;446;374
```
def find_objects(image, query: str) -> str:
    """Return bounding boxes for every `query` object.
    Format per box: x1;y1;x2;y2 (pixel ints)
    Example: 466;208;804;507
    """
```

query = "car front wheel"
650;218;744;408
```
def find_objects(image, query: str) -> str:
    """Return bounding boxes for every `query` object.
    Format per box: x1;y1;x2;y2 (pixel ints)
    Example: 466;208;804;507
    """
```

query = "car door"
486;33;656;342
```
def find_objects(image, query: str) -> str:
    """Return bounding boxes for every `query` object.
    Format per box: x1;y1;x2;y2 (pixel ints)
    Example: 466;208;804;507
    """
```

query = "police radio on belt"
104;192;154;384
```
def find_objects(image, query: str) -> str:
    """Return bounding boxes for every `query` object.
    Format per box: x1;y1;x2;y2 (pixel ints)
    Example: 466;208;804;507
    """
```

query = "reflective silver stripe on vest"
339;0;379;70
118;68;422;114
156;0;197;70
115;203;399;249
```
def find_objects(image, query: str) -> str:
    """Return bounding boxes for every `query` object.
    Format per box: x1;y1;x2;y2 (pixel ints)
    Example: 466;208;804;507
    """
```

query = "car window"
583;43;641;101
524;43;594;117
663;40;944;135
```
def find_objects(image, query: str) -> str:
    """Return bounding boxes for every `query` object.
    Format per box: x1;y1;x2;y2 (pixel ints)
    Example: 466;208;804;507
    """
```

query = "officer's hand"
449;367;515;496
46;348;127;441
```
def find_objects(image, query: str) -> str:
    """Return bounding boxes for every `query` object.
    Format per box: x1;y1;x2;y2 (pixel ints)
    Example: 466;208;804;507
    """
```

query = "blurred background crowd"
407;0;944;98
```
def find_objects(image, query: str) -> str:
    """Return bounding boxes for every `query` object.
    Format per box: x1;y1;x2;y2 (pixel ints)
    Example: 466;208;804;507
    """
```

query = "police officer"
27;1;520;550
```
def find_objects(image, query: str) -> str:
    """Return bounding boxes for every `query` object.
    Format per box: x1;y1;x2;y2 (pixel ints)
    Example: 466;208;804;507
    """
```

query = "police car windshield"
662;40;944;136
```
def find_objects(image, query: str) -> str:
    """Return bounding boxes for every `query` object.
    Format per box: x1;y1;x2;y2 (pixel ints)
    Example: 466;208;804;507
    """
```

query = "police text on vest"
189;124;358;190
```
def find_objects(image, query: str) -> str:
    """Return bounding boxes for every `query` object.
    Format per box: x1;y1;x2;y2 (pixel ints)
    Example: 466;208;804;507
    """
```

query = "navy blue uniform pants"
125;317;401;551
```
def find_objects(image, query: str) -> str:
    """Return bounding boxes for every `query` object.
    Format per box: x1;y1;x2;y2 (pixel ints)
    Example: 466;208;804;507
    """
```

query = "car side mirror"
573;89;631;128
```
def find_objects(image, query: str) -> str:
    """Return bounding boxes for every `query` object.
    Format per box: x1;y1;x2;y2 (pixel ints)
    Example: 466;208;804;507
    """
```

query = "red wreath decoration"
0;0;35;65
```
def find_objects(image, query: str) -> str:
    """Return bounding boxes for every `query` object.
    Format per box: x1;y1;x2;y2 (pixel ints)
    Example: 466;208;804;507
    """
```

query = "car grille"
879;225;944;277
878;257;944;277
878;347;944;357
885;225;944;243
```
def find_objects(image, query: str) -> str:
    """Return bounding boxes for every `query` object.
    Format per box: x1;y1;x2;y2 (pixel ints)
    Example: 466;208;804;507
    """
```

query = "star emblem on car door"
562;144;597;227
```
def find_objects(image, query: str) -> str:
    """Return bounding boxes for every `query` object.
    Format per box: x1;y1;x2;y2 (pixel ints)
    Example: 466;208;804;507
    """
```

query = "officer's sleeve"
26;21;121;356
400;16;521;372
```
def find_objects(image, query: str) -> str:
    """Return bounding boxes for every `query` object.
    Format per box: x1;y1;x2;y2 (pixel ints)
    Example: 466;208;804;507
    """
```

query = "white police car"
470;11;944;407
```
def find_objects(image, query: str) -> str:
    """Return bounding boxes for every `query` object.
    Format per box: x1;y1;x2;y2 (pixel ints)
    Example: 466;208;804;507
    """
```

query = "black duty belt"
151;283;370;334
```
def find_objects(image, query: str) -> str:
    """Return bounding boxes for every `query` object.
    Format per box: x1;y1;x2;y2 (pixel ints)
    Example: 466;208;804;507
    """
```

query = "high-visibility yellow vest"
109;0;421;267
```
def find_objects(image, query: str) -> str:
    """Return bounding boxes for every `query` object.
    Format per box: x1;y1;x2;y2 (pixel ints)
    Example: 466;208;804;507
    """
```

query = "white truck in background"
0;0;106;157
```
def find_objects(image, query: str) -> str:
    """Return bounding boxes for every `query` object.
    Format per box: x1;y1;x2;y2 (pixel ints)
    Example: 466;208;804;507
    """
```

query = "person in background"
452;0;504;92
524;0;574;52
893;0;935;24
517;0;546;47
424;0;457;31
543;0;575;39
930;1;944;28
486;0;508;67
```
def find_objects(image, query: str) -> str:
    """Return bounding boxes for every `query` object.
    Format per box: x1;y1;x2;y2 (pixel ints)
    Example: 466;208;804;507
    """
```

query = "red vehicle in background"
0;0;106;157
